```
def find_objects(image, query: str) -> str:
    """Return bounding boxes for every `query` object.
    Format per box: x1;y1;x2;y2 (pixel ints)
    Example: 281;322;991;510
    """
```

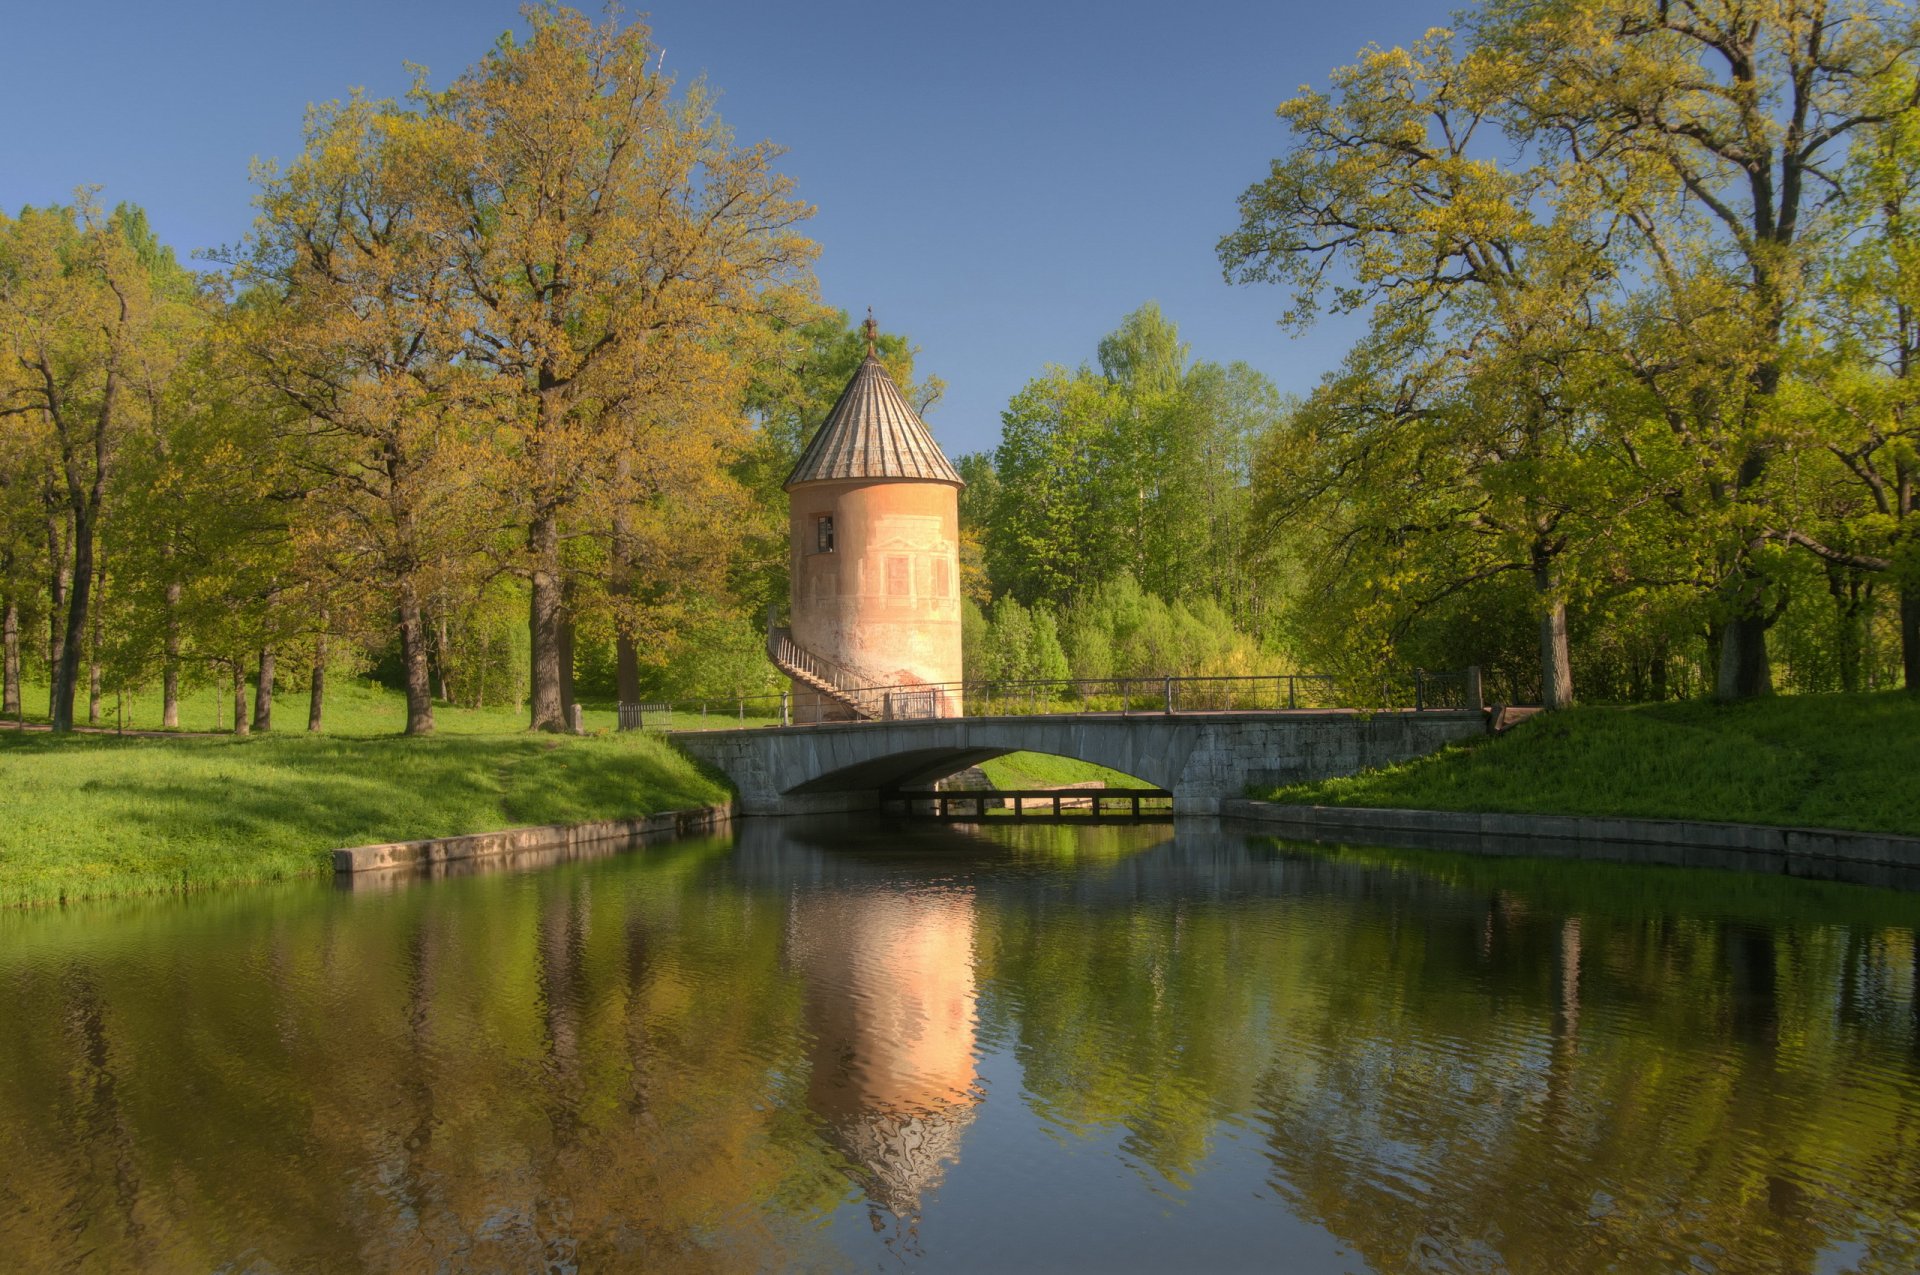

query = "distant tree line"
957;303;1295;685
963;0;1920;708
0;6;946;735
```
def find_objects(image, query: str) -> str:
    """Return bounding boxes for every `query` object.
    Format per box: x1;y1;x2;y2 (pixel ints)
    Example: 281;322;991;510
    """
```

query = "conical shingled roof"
785;354;963;489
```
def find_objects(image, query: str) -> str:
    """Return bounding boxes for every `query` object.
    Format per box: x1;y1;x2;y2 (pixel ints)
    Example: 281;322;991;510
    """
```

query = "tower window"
815;514;834;553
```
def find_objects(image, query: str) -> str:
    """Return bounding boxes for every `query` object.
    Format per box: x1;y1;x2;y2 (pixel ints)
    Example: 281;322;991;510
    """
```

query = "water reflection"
791;885;978;1229
2;820;1920;1271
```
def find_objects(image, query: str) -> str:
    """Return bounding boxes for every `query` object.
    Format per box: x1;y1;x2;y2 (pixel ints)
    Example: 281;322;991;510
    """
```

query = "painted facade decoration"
774;315;964;721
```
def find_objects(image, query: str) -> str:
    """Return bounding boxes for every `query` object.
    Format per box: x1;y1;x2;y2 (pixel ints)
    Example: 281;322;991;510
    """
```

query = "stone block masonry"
672;711;1487;816
332;803;735;873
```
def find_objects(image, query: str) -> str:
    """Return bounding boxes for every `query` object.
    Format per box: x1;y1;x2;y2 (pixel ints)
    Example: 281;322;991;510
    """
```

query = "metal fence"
621;666;1484;730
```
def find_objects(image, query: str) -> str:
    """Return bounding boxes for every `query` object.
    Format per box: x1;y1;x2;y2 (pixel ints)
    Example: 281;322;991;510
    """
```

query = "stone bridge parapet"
671;711;1487;816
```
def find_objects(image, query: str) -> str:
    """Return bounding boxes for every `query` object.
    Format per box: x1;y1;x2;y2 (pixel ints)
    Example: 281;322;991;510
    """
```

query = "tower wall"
788;477;963;716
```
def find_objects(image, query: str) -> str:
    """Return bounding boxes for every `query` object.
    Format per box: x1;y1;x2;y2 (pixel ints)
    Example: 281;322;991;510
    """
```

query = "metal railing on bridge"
617;666;1482;730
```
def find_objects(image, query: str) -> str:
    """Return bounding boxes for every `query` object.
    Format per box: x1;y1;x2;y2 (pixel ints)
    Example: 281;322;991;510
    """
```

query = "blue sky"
2;0;1455;455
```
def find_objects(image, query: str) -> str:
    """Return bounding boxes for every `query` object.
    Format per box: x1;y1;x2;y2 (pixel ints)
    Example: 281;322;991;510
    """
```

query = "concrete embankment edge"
1221;799;1920;888
331;803;735;873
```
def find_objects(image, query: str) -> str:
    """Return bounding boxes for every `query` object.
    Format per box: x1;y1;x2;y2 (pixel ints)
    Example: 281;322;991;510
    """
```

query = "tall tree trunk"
162;578;180;728
1716;604;1774;700
558;614;578;733
252;648;274;732
1902;587;1919;697
528;513;565;731
52;505;94;734
86;550;104;726
1532;548;1573;711
1717;446;1776;700
615;635;641;713
475;625;490;710
397;577;436;736
435;612;456;705
231;662;250;737
611;471;642;716
44;509;68;722
309;631;327;733
2;597;19;716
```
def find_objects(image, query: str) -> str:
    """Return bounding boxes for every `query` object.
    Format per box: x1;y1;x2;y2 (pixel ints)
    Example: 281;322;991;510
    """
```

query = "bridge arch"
671;711;1486;816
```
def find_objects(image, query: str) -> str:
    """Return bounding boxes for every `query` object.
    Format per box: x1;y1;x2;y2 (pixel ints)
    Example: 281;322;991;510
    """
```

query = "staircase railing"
767;628;952;721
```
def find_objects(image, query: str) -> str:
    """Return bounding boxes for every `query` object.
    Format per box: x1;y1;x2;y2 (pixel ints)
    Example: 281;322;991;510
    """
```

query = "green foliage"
960;596;990;681
633;612;783;701
1261;692;1920;836
980;305;1287;629
1219;3;1920;703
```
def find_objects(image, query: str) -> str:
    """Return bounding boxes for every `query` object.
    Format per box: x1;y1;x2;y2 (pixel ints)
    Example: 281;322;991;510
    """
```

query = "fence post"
1288;675;1296;710
1163;675;1173;715
1415;670;1425;712
884;692;893;721
737;696;744;723
781;690;790;726
1465;665;1484;714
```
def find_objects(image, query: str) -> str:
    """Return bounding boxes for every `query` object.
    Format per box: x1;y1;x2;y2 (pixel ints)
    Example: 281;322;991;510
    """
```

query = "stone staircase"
768;628;884;719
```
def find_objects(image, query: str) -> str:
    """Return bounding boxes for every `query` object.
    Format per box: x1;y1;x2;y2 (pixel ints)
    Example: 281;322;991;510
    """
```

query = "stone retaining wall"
1223;799;1920;890
332;803;735;873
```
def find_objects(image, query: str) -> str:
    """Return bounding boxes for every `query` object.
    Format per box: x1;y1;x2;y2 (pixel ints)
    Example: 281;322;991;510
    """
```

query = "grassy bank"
978;751;1155;790
0;706;729;908
1260;692;1920;837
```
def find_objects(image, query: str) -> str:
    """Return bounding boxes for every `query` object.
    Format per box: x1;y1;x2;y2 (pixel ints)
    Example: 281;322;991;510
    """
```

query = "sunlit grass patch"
0;725;729;908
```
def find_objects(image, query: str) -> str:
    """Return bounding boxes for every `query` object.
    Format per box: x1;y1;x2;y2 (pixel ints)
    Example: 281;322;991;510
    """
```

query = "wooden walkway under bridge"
887;787;1175;821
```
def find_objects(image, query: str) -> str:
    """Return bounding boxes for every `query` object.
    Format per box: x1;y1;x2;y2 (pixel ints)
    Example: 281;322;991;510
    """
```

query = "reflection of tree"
0;840;846;1270
3;825;1920;1271
1235;850;1920;1274
972;831;1920;1271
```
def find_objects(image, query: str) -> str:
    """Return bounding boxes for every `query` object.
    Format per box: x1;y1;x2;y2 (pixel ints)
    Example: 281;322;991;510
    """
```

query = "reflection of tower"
787;886;980;1224
777;312;965;722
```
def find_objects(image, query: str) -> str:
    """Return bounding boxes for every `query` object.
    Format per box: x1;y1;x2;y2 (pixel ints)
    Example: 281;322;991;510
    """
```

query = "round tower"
775;314;964;722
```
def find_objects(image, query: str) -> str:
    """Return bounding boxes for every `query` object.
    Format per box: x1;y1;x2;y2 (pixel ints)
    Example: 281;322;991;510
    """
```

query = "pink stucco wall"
788;477;963;717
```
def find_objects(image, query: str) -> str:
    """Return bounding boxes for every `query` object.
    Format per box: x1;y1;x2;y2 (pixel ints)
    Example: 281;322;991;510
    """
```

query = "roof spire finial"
863;307;877;358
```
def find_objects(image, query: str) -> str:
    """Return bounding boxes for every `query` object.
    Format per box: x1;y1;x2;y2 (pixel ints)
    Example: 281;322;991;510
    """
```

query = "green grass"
10;676;621;736
1259;691;1920;837
978;751;1156;790
4;676;794;736
0;686;730;908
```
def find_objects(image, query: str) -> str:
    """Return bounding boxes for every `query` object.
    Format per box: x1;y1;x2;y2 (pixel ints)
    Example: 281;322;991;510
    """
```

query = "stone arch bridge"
672;710;1489;816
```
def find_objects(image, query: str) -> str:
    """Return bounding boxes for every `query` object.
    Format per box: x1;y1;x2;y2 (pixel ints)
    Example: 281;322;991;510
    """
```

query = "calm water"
4;817;1920;1273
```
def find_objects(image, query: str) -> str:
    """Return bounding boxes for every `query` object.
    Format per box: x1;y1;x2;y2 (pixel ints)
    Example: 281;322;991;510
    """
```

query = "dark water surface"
5;817;1920;1273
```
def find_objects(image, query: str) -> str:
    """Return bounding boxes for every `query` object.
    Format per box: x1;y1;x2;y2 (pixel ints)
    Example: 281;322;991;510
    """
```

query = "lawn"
978;750;1156;790
1258;691;1920;837
0;683;731;907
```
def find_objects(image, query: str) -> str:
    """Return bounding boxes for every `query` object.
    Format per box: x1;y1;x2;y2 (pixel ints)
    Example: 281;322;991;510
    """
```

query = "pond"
3;816;1919;1272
